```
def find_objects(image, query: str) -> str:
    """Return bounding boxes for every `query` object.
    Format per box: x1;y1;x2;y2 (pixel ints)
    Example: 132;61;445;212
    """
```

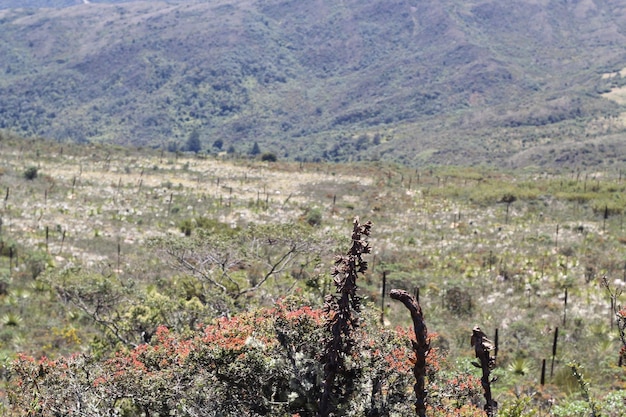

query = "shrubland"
2;0;626;167
1;132;626;415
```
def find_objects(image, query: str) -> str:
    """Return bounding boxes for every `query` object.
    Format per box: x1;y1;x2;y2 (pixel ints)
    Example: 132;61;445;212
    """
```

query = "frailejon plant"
471;326;498;417
319;217;371;417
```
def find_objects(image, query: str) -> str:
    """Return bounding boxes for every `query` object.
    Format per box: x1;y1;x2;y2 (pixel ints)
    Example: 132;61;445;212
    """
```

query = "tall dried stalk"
471;326;497;417
318;217;371;417
390;289;429;417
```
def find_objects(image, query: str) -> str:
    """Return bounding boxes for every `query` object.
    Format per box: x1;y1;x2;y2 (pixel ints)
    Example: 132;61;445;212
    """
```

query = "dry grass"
3;137;626;404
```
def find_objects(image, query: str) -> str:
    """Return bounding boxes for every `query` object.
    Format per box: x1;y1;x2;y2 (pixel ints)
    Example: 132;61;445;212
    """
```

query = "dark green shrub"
445;286;473;316
261;152;277;162
250;142;261;156
24;166;38;180
185;130;201;153
306;208;322;227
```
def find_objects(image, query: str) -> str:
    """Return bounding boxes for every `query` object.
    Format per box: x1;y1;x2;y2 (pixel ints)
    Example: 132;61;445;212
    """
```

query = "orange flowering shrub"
6;301;484;416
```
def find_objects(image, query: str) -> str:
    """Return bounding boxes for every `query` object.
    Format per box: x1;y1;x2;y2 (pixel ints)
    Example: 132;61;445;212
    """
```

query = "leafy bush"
261;152;278;162
178;216;235;236
23;166;38;180
445;286;473;316
6;301;484;416
306;207;322;227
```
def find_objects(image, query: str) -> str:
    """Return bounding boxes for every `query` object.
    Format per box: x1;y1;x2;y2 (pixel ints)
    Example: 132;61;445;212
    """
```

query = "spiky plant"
2;312;23;327
507;357;532;376
318;217;371;417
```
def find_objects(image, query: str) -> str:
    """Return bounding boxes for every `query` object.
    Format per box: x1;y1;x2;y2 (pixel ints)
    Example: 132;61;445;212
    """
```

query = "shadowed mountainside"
2;0;626;167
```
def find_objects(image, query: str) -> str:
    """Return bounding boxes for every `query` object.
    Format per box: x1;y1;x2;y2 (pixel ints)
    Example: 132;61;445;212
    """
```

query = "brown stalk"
390;289;429;417
471;326;497;417
318;217;371;417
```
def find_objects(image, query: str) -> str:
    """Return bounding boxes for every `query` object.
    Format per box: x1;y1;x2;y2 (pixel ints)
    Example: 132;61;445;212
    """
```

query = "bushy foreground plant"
5;299;483;416
4;218;486;416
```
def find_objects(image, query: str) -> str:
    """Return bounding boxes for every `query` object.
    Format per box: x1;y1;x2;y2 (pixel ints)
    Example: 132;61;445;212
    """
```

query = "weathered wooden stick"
563;288;568;327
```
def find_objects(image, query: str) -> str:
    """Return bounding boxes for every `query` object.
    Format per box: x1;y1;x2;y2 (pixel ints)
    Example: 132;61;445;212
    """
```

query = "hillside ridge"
1;0;626;167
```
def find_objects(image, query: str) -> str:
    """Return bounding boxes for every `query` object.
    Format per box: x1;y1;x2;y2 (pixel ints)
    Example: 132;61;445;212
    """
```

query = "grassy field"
2;133;626;414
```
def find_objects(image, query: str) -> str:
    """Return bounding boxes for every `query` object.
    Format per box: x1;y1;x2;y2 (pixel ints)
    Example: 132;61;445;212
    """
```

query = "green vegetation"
4;1;626;413
1;134;626;414
1;1;626;167
184;129;202;154
261;152;278;162
23;166;37;181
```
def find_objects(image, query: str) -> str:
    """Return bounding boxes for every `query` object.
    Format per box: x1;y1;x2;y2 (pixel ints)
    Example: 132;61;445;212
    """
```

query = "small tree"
250;141;261;156
212;138;224;150
166;141;179;153
24;166;38;180
149;222;331;304
185;129;202;153
501;193;517;224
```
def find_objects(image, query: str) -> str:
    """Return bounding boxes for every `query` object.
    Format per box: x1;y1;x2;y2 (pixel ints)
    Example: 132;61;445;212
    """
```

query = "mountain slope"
1;0;626;167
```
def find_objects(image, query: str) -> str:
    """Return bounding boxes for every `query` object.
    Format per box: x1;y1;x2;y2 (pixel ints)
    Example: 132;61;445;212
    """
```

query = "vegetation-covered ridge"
2;134;626;414
2;0;626;166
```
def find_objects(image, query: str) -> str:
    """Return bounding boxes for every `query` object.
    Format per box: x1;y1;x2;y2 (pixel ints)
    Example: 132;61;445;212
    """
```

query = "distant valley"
1;0;626;167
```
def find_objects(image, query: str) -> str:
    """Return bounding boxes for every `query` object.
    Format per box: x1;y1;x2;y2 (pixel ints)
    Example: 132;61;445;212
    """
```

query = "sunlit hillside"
1;0;626;167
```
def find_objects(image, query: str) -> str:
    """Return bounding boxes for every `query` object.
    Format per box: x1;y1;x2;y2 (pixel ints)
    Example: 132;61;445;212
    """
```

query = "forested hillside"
1;0;626;166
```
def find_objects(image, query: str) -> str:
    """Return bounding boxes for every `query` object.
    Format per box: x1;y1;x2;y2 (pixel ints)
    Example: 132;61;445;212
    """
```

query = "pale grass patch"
601;86;626;105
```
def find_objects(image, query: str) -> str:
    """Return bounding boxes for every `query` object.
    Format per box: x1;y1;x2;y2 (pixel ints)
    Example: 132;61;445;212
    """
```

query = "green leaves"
6;302;430;416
